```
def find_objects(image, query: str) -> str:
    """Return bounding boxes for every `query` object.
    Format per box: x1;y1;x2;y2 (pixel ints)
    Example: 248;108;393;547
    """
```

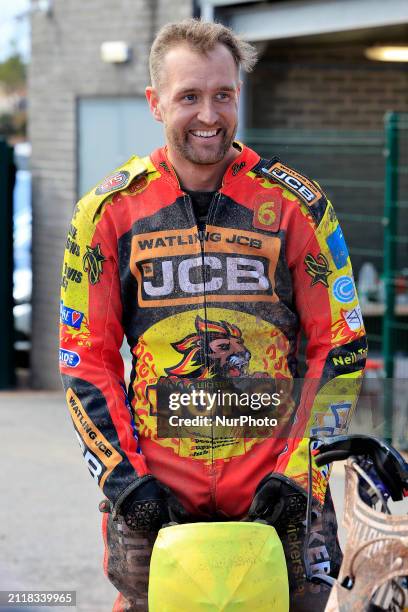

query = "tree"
0;54;26;91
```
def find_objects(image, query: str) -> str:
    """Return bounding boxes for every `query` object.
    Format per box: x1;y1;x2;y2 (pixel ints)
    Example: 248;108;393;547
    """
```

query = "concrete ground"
0;391;116;612
4;389;405;612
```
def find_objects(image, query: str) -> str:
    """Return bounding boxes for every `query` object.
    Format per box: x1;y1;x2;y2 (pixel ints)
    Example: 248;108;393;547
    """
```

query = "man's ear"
145;86;163;123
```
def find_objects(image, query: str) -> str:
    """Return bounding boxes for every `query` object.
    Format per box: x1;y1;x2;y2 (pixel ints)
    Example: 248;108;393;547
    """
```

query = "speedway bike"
148;435;408;612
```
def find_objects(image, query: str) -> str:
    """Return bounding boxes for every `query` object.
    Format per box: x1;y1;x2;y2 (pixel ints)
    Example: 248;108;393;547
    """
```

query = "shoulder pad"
78;155;150;221
256;157;327;224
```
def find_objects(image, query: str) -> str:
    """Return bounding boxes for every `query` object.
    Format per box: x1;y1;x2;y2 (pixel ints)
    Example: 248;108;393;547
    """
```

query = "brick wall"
249;42;408;130
29;0;192;388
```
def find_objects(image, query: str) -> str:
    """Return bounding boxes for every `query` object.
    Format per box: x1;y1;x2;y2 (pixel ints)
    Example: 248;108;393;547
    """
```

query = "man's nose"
196;100;218;125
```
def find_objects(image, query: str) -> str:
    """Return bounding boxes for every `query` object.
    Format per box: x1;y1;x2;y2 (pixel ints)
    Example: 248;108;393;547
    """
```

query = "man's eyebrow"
176;85;237;95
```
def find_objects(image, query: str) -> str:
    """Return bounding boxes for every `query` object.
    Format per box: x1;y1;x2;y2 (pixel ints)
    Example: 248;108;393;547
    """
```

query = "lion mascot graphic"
165;315;268;379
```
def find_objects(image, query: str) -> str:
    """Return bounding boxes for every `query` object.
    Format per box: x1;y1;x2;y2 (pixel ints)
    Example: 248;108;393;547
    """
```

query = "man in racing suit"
60;18;366;612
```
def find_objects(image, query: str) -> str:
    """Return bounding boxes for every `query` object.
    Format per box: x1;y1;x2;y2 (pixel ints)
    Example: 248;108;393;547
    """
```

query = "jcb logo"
133;254;279;307
130;227;281;307
264;162;322;206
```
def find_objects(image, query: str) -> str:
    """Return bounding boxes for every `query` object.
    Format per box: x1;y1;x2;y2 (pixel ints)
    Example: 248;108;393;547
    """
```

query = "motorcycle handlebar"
313;434;408;502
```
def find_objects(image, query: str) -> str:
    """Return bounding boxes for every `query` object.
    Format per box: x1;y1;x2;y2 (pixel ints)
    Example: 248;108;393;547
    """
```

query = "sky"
0;0;31;62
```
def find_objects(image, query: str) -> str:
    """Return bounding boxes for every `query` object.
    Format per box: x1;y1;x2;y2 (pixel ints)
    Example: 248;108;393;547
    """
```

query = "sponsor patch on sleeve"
326;337;367;376
326;225;349;269
332;275;356;304
66;388;122;487
60;301;84;329
59;348;81;367
95;170;130;195
342;305;363;331
261;161;322;205
82;243;106;285
310;402;351;437
304;253;332;287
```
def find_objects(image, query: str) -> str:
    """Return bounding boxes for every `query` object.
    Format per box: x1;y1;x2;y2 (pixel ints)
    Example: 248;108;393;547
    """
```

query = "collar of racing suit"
149;141;262;192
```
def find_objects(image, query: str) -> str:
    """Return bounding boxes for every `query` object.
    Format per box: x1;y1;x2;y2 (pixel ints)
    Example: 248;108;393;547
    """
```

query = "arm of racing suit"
274;190;367;505
59;196;150;512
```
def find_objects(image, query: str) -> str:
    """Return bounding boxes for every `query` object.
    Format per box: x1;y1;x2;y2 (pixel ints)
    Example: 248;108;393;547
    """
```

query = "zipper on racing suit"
185;192;220;513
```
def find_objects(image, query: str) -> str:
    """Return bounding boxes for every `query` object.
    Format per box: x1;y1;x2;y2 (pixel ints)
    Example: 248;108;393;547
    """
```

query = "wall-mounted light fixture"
365;45;408;62
100;41;132;64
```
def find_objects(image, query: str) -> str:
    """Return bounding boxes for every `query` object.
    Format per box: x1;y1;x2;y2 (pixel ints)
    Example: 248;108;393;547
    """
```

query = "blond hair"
149;18;258;89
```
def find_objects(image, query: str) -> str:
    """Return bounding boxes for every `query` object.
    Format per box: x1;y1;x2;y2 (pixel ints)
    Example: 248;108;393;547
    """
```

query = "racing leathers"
60;142;366;605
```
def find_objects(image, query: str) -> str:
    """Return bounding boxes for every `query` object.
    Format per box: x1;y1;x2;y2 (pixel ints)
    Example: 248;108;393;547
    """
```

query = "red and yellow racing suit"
60;142;366;519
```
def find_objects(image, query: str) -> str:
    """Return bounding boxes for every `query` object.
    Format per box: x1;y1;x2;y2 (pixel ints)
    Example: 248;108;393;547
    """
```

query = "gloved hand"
246;473;342;612
120;476;189;531
247;473;308;524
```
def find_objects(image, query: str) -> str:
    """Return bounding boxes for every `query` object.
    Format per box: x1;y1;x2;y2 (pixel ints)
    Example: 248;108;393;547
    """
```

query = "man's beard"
165;124;237;165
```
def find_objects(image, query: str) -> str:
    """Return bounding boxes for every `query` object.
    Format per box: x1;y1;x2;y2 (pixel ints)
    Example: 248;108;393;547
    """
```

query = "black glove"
247;473;308;524
247;473;342;611
120;476;189;531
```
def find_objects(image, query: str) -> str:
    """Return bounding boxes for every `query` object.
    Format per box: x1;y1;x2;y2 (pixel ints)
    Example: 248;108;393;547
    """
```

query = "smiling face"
146;43;241;167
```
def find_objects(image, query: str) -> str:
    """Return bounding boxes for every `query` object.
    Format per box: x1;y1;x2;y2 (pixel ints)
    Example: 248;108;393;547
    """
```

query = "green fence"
382;112;408;444
243;126;387;282
244;115;408;444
